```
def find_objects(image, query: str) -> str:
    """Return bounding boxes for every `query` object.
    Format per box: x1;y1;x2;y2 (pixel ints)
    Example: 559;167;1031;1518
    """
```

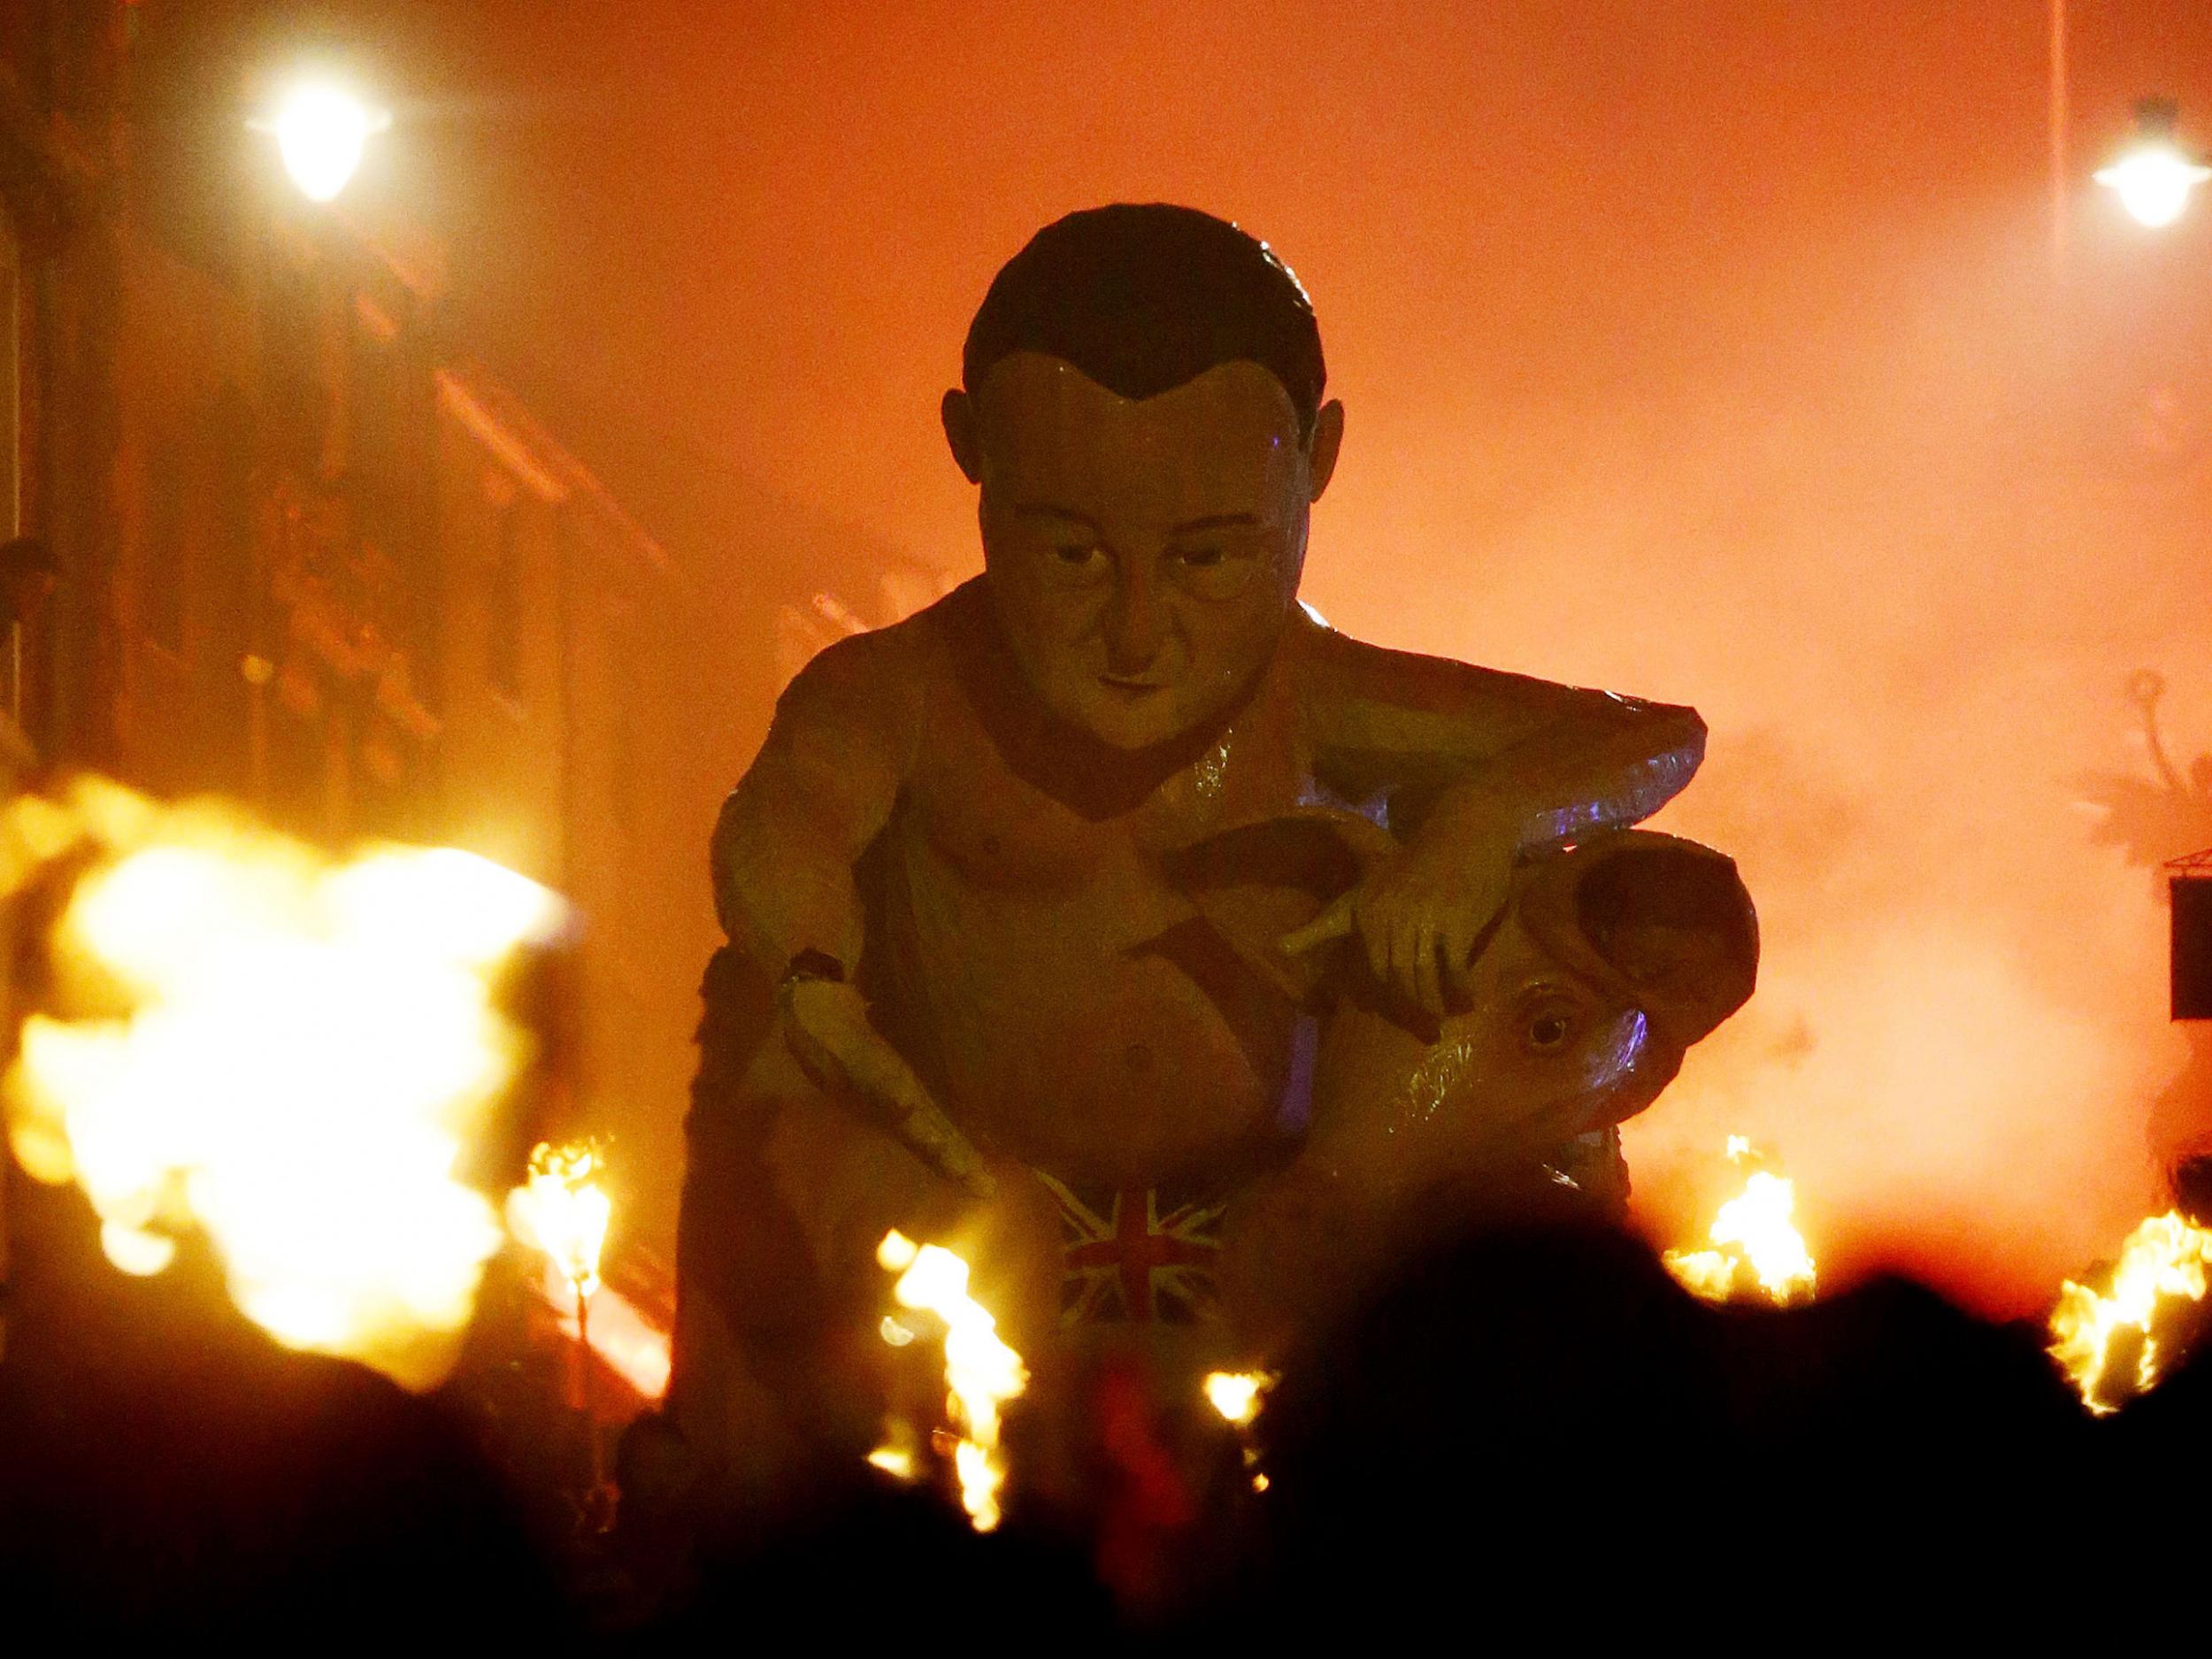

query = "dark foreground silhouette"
0;1182;566;1641
10;1187;2205;1644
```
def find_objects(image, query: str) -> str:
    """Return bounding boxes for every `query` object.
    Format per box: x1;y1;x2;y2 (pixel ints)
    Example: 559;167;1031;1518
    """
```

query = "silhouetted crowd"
6;1169;2205;1648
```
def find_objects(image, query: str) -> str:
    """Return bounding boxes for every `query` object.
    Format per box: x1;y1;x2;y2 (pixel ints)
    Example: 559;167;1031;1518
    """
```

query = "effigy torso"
864;584;1318;1193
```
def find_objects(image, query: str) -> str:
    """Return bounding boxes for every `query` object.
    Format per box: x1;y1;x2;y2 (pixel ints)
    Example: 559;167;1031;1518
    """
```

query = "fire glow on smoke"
1663;1135;1819;1307
1;778;565;1390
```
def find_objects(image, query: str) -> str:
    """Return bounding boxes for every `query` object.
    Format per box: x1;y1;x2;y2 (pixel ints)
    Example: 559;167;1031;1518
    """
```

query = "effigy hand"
1278;833;1512;1018
780;977;996;1200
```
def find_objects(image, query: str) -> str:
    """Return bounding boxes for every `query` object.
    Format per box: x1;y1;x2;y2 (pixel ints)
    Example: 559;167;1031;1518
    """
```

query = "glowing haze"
333;2;2212;1311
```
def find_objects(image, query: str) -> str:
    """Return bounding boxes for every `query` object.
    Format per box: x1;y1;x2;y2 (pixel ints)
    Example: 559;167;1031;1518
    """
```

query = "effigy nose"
1104;575;1165;676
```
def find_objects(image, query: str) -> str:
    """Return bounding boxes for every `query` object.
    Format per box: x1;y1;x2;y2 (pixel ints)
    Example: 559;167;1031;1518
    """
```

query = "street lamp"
250;79;388;204
2095;98;2212;230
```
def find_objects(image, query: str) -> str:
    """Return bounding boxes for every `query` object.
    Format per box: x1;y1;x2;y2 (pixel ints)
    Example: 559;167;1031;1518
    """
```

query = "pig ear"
1520;833;1758;1049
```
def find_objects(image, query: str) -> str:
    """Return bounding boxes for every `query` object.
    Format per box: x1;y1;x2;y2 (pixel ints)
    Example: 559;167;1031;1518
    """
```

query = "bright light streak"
2095;144;2212;228
252;81;389;204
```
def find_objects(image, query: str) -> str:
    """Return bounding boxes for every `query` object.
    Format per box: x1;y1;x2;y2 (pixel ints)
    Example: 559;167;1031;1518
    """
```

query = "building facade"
0;1;729;1260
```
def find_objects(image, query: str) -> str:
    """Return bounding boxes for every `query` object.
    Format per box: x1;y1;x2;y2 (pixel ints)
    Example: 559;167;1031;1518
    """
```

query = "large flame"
876;1228;1028;1532
1;778;563;1390
1663;1136;1818;1306
2047;1210;2212;1415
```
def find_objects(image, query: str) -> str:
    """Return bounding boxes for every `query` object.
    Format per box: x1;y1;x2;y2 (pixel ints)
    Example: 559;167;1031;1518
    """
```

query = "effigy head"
941;205;1346;750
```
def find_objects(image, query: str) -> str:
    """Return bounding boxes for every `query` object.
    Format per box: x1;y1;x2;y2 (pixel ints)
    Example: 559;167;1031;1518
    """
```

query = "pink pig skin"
1199;822;1756;1353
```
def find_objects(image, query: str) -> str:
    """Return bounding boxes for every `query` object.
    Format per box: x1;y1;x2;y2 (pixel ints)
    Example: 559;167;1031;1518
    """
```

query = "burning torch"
507;1140;615;1517
1204;1369;1278;1494
874;1228;1028;1532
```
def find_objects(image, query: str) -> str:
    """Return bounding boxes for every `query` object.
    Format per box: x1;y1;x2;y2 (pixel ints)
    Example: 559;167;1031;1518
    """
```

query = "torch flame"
0;778;563;1390
2047;1210;2212;1415
876;1228;1027;1532
1202;1369;1273;1426
867;1444;918;1482
506;1140;611;1301
1205;1369;1279;1495
1663;1137;1818;1306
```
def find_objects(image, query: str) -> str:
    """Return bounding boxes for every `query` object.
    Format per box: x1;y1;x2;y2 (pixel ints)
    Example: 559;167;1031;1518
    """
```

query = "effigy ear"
1156;806;1398;1006
1517;831;1759;1052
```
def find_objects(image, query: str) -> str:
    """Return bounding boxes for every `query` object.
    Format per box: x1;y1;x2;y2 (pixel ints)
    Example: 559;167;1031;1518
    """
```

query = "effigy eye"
1525;1010;1574;1053
1168;543;1261;600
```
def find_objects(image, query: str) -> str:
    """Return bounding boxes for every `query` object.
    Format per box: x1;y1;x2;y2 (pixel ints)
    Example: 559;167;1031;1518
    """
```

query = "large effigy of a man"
672;204;1706;1477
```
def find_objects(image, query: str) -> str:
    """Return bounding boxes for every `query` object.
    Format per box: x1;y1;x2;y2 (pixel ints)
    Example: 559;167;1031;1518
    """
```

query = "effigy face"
957;351;1324;750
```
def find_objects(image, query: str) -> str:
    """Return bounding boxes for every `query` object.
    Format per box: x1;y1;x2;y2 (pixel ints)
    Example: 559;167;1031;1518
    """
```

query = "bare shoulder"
773;584;968;743
1290;605;1489;695
1285;603;1705;812
1288;604;1619;726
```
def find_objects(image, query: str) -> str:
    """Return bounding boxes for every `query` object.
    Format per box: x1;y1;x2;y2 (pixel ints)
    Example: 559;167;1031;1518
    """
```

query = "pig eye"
1523;1002;1578;1055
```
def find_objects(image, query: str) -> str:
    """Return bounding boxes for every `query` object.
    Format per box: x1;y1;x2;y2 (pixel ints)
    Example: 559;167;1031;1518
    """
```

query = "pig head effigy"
1166;809;1759;1349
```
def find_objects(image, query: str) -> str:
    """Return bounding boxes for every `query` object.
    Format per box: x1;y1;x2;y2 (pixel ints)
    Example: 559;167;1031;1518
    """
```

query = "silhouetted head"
943;205;1345;749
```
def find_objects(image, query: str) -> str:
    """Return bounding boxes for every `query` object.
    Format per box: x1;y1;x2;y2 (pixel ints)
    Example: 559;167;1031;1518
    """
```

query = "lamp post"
2048;0;2211;273
250;78;388;204
2095;97;2212;229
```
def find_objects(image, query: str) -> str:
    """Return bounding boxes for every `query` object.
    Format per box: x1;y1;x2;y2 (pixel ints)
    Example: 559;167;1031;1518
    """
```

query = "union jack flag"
1037;1173;1227;1327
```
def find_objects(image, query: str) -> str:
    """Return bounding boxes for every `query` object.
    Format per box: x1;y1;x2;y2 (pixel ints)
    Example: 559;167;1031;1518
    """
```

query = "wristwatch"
778;948;847;997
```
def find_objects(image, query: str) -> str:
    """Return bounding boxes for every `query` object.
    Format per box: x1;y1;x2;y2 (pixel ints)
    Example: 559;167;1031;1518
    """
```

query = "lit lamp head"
251;78;390;204
2095;97;2212;229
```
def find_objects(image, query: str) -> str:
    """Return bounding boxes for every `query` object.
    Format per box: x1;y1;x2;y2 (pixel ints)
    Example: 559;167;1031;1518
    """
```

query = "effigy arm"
1296;615;1706;849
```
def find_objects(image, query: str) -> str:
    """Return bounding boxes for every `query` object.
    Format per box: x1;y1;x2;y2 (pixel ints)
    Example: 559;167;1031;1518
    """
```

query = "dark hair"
962;204;1326;441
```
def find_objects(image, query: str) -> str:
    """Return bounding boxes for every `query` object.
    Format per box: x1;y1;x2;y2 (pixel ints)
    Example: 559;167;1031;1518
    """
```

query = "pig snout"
1303;957;1663;1199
